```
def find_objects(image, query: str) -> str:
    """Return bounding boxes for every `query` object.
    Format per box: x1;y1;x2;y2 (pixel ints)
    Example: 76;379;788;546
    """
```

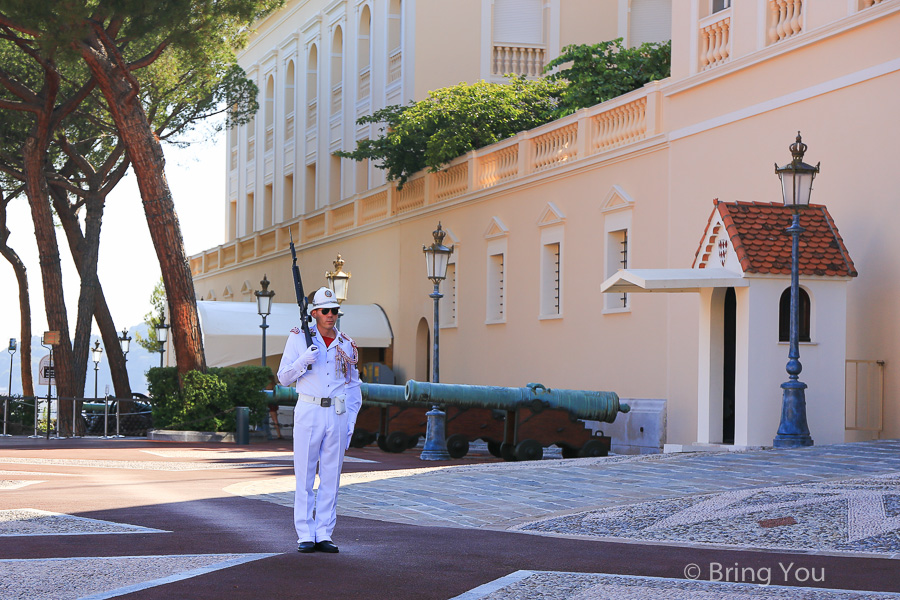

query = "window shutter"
629;0;672;47
493;0;543;45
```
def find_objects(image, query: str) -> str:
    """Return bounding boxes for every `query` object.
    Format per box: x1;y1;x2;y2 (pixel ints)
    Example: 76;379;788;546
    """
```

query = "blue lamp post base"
420;406;451;460
773;381;814;448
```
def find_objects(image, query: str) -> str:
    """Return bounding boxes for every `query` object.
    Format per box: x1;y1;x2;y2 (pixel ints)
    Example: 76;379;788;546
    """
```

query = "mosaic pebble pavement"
515;472;900;557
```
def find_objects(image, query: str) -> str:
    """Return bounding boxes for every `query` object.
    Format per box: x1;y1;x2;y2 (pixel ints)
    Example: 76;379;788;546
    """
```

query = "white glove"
293;345;319;371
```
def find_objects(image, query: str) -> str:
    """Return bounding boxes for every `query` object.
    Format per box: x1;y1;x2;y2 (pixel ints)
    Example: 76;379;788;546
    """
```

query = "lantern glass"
256;292;272;316
91;342;103;365
119;330;130;354
156;321;169;343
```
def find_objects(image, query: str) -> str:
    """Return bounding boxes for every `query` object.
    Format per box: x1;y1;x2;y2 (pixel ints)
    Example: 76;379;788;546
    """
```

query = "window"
629;0;673;47
387;0;402;84
440;262;457;327
713;0;731;13
264;75;275;152
306;44;318;130
331;26;343;116
305;163;316;212
263;183;273;229
606;229;629;310
228;199;237;240
492;0;544;77
779;288;811;342
329;154;341;204
284;60;296;140
358;5;372;98
283;174;294;220
487;252;505;322
245;192;255;235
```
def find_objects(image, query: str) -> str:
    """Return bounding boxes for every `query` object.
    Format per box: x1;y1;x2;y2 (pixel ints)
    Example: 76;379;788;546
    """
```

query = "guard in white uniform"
277;287;361;553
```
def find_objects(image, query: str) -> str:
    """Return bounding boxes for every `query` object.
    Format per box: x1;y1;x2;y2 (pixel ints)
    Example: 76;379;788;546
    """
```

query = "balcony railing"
388;49;402;84
190;83;664;277
331;83;342;116
307;99;317;130
285;113;295;140
358;67;371;98
699;10;731;70
492;44;546;77
768;0;804;45
265;125;274;153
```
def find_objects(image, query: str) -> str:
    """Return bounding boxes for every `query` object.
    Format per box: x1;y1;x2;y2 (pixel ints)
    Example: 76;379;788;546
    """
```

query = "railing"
331;83;343;116
192;84;663;276
593;97;647;152
358;67;371;98
435;162;468;201
767;0;804;45
478;145;518;189
699;10;731;70
265;125;274;153
388;48;402;84
307;99;317;130
230;147;238;171
285;113;295;140
492;44;546;77
846;359;885;432
247;137;255;161
532;123;578;172
394;176;425;214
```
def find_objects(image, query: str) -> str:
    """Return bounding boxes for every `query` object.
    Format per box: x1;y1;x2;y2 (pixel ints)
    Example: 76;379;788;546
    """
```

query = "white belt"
298;393;332;407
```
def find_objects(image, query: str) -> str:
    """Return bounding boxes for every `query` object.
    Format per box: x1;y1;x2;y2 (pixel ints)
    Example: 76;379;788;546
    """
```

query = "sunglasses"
317;307;339;315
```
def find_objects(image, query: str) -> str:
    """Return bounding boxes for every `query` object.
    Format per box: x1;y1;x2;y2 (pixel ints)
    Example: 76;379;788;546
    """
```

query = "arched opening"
306;44;318;130
358;5;372;98
779;287;811;342
331;26;343;116
415;317;430;382
284;60;295;139
264;75;275;152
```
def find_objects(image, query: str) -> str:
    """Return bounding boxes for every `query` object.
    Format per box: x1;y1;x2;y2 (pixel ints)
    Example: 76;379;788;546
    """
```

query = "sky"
0;127;227;393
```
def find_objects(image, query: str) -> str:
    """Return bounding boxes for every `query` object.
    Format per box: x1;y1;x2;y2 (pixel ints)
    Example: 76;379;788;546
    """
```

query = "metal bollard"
235;406;249;445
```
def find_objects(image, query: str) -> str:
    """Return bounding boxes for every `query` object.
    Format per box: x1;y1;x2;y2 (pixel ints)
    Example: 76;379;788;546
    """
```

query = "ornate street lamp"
2;338;14;436
325;254;351;304
773;132;819;448
420;222;454;461
91;340;103;400
255;275;275;367
155;315;170;368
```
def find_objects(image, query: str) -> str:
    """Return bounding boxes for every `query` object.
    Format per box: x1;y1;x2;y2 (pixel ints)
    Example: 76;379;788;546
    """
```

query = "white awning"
600;268;747;294
196;301;393;367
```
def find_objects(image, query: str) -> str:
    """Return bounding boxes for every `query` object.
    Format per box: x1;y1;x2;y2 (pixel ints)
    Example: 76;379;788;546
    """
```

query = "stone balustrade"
768;0;804;44
699;10;731;70
492;44;546;78
191;83;662;276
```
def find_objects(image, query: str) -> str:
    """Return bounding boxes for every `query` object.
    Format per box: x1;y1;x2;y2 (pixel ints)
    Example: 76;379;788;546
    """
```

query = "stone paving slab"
451;571;900;600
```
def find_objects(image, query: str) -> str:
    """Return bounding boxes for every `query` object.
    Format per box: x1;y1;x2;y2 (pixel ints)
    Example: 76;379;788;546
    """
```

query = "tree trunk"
24;134;76;434
0;195;34;398
79;31;206;377
50;185;133;400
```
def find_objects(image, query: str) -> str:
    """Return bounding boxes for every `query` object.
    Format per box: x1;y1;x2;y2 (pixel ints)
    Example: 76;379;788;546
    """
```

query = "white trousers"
293;400;349;543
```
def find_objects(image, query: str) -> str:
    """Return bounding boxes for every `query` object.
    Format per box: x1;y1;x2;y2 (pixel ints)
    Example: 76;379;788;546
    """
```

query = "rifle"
289;230;316;365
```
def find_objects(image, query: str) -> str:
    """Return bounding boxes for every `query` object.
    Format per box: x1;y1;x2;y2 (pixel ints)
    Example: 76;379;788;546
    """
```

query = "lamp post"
255;275;275;367
420;223;454;461
155;315;170;368
773;132;819;448
118;328;131;392
91;340;103;400
2;338;14;437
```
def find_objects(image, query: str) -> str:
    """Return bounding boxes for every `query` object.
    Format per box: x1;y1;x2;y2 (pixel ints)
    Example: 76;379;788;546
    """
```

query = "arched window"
264;75;275;152
331;26;343;116
387;0;402;84
358;5;371;98
779;287;811;342
306;44;318;130
284;60;295;140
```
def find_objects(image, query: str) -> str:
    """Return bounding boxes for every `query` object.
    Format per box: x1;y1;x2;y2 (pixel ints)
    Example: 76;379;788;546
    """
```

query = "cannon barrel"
263;385;299;404
361;383;407;405
405;380;629;423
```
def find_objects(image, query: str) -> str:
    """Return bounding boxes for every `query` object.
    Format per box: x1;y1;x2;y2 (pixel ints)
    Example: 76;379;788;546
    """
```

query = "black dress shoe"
297;541;316;553
315;540;339;553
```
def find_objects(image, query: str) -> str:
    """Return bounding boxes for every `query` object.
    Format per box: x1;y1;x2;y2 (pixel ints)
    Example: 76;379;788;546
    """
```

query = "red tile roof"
696;200;857;277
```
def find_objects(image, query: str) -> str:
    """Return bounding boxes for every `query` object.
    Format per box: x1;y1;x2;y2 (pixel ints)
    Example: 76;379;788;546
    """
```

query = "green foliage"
544;38;671;117
147;366;272;432
336;76;566;187
134;278;166;353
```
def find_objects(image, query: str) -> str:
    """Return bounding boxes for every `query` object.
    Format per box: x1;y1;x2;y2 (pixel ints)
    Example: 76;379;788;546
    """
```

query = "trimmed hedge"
147;366;272;432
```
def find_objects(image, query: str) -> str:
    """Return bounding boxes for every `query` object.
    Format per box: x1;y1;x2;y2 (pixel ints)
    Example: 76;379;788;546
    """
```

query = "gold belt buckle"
320;397;332;407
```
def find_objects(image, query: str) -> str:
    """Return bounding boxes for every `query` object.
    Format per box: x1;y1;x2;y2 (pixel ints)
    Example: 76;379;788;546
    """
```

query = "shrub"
147;366;272;432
